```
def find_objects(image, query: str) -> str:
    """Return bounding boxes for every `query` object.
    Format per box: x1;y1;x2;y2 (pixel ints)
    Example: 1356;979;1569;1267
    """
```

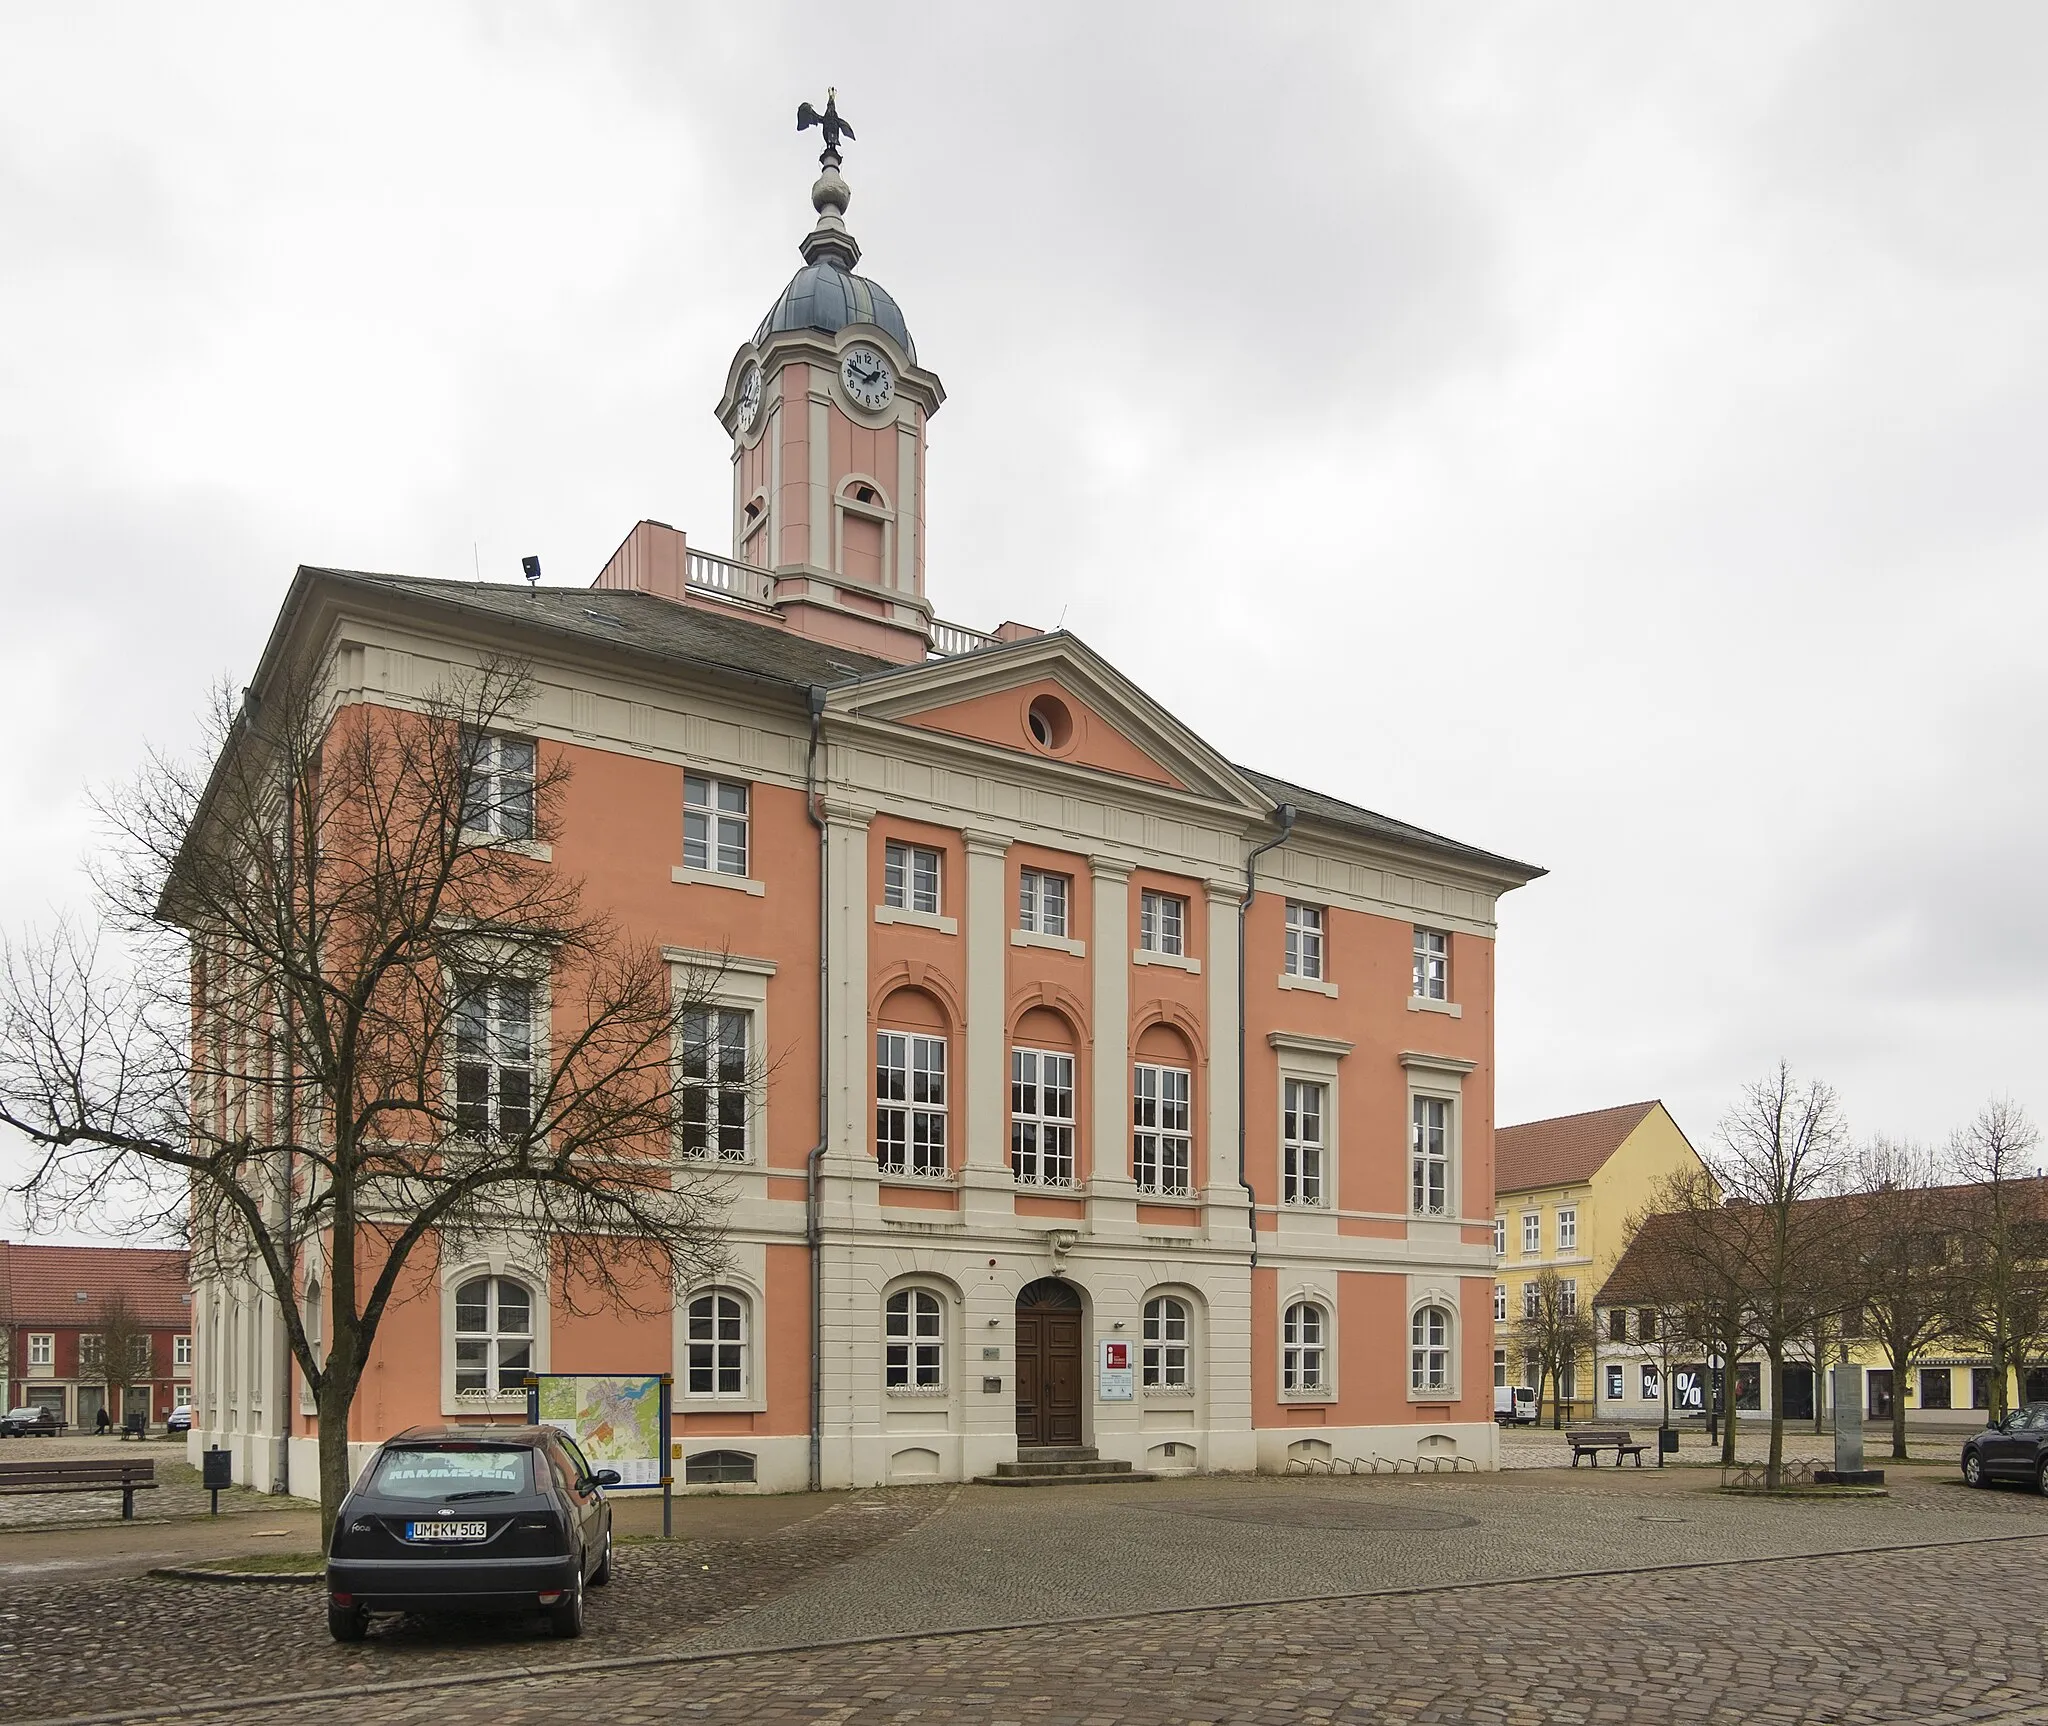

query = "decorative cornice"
1266;1031;1356;1059
1400;1051;1479;1076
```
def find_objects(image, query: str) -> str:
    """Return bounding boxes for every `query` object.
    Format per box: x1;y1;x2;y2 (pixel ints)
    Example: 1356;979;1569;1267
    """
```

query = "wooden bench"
0;1457;158;1519
1567;1428;1648;1468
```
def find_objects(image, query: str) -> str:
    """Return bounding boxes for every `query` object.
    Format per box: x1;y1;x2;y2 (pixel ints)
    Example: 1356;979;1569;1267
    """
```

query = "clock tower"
716;112;945;664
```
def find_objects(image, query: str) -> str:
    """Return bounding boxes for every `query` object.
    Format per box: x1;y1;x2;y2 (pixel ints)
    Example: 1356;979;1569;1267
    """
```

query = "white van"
1494;1386;1538;1426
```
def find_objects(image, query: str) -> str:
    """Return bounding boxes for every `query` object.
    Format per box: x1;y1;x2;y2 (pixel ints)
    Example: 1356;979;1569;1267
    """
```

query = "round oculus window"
1025;694;1073;752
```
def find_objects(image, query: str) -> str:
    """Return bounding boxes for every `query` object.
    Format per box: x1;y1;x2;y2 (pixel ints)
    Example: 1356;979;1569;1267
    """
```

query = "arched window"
1411;1304;1452;1394
1142;1296;1190;1387
454;1275;533;1398
1282;1301;1327;1394
884;1288;944;1389
876;1024;948;1178
686;1290;748;1398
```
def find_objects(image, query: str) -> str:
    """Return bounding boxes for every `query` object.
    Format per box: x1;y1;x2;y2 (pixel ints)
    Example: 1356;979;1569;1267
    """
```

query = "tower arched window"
685;1290;748;1398
454;1275;533;1398
1410;1304;1453;1395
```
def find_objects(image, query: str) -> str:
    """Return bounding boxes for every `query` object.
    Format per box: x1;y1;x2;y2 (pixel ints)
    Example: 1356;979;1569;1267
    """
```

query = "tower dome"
753;263;916;363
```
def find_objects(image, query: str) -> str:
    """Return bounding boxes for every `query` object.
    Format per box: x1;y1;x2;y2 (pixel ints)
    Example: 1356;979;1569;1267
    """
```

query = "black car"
325;1426;619;1642
1961;1403;2048;1490
1;1405;63;1437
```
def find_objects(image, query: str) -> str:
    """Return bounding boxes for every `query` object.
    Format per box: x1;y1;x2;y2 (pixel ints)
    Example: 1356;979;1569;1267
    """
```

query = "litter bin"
202;1447;233;1513
1658;1427;1680;1465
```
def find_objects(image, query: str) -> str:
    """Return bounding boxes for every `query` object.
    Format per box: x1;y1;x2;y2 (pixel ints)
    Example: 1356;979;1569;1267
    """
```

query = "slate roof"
755;261;917;361
0;1242;192;1329
1496;1101;1663;1194
305;571;1539;881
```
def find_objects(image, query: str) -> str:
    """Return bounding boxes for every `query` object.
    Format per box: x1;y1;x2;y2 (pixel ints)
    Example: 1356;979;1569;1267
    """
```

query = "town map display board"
526;1373;669;1489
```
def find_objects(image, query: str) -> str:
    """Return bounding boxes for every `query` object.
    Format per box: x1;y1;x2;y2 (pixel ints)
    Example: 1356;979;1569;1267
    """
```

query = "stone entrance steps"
974;1445;1158;1487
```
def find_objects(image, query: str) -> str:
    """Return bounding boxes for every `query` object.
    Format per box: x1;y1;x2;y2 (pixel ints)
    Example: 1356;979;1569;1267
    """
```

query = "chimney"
593;520;690;603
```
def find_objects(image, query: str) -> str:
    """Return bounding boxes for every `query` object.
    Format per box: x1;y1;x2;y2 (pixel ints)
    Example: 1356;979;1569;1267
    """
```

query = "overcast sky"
3;4;2043;1237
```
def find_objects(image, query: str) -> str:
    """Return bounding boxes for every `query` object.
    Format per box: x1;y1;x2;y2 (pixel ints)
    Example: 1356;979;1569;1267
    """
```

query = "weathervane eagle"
797;88;854;153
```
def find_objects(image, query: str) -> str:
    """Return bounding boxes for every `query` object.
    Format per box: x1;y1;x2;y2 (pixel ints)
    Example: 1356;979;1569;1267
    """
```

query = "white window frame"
1557;1206;1577;1253
1412;926;1449;1001
1494;1283;1508;1322
683;773;750;877
1132;1062;1192;1196
440;1254;550;1414
79;1333;105;1374
1010;1047;1077;1187
1410;1094;1451;1216
679;1007;753;1163
1559;1278;1577;1318
1606;1364;1625;1402
1282;1077;1326;1207
1522;1211;1541;1255
883;840;942;914
877;1031;948;1179
28;1333;52;1369
1494;1215;1506;1256
453;975;537;1142
452;1274;536;1402
1284;901;1324;980
1142;1295;1192;1390
1017;868;1070;938
461;732;537;842
684;1289;749;1400
1138;890;1186;956
1281;1300;1330;1397
1523;1282;1541;1321
884;1287;945;1391
173;1334;193;1371
1409;1304;1453;1397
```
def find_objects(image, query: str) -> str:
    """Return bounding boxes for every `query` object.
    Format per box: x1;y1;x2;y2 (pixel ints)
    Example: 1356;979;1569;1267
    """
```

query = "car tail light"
330;1592;354;1607
537;1589;563;1606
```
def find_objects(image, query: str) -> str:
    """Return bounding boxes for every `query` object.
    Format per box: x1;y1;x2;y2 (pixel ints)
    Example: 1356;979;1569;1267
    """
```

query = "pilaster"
962;831;1013;1223
1087;855;1137;1232
1203;876;1249;1247
821;801;873;1224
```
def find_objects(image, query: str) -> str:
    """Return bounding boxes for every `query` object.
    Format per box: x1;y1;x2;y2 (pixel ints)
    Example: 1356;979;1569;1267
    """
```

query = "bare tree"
1508;1267;1594;1429
1946;1099;2046;1423
1843;1137;1951;1460
1636;1168;1752;1465
0;658;744;1536
1707;1063;1852;1486
95;1292;152;1431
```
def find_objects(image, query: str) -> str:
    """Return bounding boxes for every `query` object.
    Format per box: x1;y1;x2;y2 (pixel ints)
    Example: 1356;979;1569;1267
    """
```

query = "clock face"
840;345;895;411
736;364;762;434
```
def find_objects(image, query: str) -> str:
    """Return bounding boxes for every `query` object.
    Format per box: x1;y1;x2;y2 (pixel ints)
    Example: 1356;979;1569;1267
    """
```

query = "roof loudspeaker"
521;556;542;587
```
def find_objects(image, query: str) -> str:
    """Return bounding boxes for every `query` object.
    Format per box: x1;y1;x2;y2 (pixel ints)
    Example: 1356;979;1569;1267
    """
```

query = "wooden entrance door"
1015;1279;1084;1446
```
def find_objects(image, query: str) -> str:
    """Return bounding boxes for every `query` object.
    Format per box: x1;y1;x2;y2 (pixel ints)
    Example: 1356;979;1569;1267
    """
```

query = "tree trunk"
1765;1347;1784;1489
1890;1342;1909;1461
315;1375;355;1548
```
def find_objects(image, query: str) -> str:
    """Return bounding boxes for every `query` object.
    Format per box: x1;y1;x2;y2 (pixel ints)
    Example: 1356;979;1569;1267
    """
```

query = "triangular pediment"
825;633;1270;813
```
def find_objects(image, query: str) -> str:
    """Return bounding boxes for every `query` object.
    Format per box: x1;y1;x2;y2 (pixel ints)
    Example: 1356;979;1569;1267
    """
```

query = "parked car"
325;1426;619;1642
1494;1386;1538;1427
165;1405;193;1434
1962;1403;2048;1490
1;1405;64;1437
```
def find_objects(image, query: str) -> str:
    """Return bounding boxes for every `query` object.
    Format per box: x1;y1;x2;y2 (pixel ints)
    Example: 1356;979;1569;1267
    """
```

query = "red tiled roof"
1495;1101;1662;1195
0;1242;191;1328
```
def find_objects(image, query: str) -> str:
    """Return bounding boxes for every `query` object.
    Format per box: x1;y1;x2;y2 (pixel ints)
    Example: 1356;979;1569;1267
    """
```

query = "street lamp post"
1707;1351;1724;1448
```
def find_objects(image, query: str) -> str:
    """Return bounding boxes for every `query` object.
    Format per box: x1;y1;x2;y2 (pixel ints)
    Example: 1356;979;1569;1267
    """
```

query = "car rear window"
368;1446;533;1500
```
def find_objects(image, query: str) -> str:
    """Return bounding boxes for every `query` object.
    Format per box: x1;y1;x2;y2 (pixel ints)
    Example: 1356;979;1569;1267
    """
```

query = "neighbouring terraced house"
192;129;1542;1494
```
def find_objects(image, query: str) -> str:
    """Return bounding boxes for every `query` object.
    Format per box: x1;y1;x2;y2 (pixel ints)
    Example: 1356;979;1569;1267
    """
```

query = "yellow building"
1493;1101;1708;1421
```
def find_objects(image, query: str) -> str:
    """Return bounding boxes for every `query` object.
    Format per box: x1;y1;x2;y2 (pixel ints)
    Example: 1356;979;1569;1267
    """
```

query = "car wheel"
1963;1451;1986;1488
590;1528;613;1587
328;1602;369;1643
549;1564;585;1639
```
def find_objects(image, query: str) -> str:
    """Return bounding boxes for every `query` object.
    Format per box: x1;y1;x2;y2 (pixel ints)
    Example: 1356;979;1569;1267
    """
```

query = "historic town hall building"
195;121;1540;1495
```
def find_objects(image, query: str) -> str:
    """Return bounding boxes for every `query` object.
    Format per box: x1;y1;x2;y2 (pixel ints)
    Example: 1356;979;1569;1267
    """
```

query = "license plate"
405;1520;488;1541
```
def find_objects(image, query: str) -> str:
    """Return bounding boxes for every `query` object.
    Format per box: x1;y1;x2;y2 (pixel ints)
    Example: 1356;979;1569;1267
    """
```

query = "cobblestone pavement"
136;1535;2048;1726
1497;1422;1964;1469
0;1436;276;1529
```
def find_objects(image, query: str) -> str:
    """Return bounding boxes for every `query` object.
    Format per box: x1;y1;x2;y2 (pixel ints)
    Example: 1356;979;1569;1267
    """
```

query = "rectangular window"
1132;1063;1192;1195
1559;1278;1577;1318
1410;1096;1450;1215
1413;927;1449;1000
1522;1283;1540;1321
174;1335;193;1370
1973;1367;1993;1410
1282;1078;1325;1206
80;1334;104;1372
876;1032;948;1178
1608;1308;1627;1343
1605;1365;1624;1401
461;733;537;841
1558;1207;1577;1253
679;1008;751;1162
1522;1212;1540;1254
28;1334;52;1367
1138;890;1185;956
1641;1364;1661;1401
1284;902;1324;979
1493;1283;1507;1322
883;841;942;914
1494;1348;1508;1388
1493;1215;1506;1256
1920;1368;1953;1410
683;774;750;876
1638;1307;1658;1342
1010;1048;1076;1186
885;1290;944;1389
1018;868;1070;937
454;978;535;1139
